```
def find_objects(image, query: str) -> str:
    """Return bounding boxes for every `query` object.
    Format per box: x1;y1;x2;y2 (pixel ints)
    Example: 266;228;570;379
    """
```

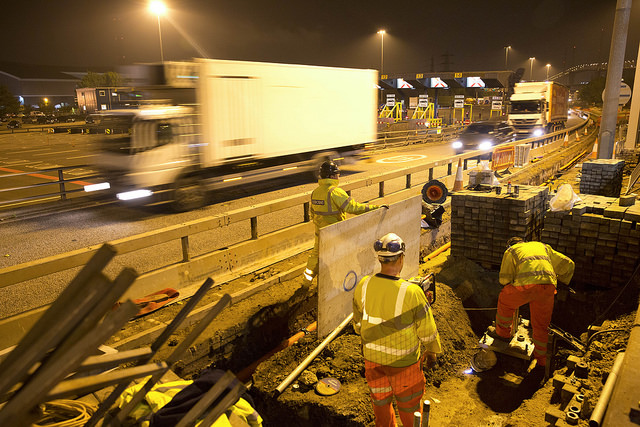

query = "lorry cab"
94;106;197;198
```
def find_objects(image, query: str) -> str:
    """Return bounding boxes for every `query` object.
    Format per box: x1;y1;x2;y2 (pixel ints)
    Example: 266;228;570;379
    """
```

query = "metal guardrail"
0;117;590;291
0;165;103;209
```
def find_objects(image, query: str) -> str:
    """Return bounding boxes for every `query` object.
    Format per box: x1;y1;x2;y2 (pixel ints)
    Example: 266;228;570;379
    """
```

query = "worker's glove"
380;204;389;209
423;351;437;370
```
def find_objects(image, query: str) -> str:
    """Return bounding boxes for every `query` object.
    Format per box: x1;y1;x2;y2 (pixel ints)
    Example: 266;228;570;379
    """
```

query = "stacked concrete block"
451;185;549;266
579;159;625;197
542;195;640;288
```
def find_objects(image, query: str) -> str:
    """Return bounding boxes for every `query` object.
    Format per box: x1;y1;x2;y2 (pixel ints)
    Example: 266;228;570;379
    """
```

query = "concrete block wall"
579;160;625;197
450;185;549;266
542;195;640;288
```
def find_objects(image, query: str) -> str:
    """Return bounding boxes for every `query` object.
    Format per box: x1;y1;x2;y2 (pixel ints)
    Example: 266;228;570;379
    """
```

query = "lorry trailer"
91;59;378;210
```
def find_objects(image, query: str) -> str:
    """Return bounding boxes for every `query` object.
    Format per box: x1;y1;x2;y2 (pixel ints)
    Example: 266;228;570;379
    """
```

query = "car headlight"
452;141;463;149
479;140;493;150
533;128;544;137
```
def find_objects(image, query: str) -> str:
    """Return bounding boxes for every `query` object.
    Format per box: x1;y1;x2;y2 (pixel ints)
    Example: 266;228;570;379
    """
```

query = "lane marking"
33;150;78;157
0;167;93;186
376;154;428;164
5;148;50;154
67;155;95;160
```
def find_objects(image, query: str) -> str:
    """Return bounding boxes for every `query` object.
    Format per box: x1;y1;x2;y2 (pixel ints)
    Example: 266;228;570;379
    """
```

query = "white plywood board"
317;196;421;337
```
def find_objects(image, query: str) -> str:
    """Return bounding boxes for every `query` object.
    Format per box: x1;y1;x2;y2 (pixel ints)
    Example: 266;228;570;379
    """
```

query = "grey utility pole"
624;42;640;150
599;0;631;158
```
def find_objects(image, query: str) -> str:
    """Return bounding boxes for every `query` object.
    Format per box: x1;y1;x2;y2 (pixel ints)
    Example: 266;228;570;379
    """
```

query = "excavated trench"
134;132;639;426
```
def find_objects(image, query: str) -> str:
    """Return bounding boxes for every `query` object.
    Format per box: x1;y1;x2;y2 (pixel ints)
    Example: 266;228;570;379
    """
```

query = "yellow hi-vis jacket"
499;241;575;287
352;274;442;367
116;379;263;427
310;178;378;229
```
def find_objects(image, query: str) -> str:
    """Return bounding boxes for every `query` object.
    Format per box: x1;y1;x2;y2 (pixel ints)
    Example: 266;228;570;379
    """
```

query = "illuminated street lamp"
546;63;551;80
504;46;511;69
149;0;167;63
377;30;385;75
529;57;535;81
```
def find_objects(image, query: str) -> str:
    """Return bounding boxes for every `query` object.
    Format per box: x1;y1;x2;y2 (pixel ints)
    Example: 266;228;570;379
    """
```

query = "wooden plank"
84;278;218;427
111;294;232;425
0;270;114;396
51;268;138;364
47;362;168;401
175;371;239;427
78;348;154;373
317;196;421;338
0;301;138;426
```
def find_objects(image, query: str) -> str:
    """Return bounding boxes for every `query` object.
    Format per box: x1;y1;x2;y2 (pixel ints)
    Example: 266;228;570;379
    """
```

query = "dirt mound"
251;265;480;427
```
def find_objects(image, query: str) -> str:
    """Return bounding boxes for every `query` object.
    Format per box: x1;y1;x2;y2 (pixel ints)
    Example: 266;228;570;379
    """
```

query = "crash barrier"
514;144;532;167
0;165;102;209
0;116;590;349
372;124;463;151
490;146;515;171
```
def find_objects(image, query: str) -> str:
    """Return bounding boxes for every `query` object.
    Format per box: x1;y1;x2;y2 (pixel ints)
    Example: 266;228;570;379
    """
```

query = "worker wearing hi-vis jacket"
353;233;441;427
490;237;575;367
303;161;386;284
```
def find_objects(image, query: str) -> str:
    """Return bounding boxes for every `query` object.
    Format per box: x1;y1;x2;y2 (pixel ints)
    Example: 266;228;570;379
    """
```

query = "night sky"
1;0;639;78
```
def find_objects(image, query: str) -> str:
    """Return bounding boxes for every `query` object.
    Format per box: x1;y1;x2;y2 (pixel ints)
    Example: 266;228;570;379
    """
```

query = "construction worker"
303;160;386;284
352;233;441;427
489;237;575;368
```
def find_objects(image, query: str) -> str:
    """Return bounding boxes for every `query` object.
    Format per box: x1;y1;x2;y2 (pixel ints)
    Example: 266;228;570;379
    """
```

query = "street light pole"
377;30;385;75
529;57;535;81
504;46;511;69
546;64;551;81
149;1;167;63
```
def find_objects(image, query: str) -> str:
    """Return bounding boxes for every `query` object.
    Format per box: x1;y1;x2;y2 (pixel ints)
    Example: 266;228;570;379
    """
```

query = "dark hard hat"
507;237;524;247
319;161;340;179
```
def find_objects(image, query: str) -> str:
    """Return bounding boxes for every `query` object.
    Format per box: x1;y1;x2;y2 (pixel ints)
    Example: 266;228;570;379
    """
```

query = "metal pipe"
589;351;625;427
276;313;353;394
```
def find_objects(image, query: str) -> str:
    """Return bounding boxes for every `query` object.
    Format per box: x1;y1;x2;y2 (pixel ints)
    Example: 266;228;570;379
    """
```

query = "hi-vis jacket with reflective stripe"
499;241;575;287
310;178;378;229
352;274;442;367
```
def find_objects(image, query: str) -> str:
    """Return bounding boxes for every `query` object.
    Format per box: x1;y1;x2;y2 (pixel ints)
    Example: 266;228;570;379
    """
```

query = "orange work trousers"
364;359;425;427
495;283;555;366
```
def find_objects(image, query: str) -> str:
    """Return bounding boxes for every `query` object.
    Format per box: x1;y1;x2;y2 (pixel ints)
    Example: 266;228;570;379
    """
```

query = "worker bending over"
489;237;575;368
353;233;441;427
303;161;386;284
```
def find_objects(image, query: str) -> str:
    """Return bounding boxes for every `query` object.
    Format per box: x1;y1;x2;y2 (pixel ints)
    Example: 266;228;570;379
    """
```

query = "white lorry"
507;81;569;138
91;59;378;210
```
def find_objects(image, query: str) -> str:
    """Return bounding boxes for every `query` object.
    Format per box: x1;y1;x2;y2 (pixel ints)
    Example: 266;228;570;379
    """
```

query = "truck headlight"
533;128;544;137
479;140;493;150
452;141;463;149
117;189;153;201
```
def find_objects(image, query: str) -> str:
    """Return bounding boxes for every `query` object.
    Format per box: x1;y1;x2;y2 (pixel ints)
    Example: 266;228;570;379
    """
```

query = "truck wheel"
171;179;207;212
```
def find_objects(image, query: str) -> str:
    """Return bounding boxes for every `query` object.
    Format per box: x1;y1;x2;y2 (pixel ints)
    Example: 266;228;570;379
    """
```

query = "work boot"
486;326;511;343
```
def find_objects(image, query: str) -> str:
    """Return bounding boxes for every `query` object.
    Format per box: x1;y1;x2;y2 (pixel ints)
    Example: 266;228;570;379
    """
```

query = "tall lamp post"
504;46;511;69
149;0;167;63
529;57;535;81
546;63;551;80
377;30;386;75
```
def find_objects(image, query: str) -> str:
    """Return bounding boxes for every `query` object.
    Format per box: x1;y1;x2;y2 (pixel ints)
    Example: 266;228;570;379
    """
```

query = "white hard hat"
374;233;405;257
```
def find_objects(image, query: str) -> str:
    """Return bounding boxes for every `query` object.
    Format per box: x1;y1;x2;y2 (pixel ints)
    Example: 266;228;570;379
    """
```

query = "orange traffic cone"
563;133;569;147
453;158;464;191
589;138;598;160
575;131;580;142
584;127;588;135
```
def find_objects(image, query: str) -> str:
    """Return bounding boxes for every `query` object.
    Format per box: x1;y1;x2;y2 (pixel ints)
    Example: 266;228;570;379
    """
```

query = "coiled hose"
34;399;96;427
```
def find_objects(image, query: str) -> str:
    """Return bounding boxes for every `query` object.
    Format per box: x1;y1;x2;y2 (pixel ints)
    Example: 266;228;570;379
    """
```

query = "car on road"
7;120;21;129
451;121;516;156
